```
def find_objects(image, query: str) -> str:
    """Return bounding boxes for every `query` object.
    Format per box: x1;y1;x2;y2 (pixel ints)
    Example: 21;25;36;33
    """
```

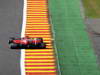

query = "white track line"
20;0;61;75
48;2;62;75
49;15;62;75
20;0;27;75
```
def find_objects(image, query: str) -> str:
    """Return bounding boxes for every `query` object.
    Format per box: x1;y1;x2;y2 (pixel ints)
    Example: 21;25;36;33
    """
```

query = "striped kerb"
25;0;57;75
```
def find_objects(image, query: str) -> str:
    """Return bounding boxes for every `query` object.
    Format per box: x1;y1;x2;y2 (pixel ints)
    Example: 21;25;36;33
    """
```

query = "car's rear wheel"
39;43;46;49
10;43;18;49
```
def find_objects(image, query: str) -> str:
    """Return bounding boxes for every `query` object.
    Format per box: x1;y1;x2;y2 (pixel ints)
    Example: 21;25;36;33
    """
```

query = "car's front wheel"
10;43;18;49
8;39;13;44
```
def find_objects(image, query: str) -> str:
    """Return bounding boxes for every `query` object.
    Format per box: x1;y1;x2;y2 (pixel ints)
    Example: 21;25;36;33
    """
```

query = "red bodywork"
9;37;46;49
13;38;41;45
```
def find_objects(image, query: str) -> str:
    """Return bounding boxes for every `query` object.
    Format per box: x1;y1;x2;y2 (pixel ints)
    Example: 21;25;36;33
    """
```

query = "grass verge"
82;0;100;18
49;0;100;75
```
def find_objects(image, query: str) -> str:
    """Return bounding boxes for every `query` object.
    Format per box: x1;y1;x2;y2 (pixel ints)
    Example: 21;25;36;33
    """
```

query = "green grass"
82;0;100;18
48;0;100;75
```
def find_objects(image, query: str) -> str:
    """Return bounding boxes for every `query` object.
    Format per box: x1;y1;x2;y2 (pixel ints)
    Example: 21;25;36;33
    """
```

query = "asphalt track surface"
86;19;100;65
0;0;23;75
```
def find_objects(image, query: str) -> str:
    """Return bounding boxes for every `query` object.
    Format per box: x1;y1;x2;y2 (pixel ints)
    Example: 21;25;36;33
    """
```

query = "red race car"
8;36;46;49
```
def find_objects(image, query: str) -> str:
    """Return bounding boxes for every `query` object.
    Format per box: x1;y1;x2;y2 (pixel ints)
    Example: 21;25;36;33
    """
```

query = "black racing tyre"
39;43;46;48
8;39;13;44
10;43;18;49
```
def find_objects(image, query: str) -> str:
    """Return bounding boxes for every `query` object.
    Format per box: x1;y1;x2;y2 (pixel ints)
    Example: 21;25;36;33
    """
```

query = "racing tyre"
8;39;13;44
39;43;46;49
10;43;18;49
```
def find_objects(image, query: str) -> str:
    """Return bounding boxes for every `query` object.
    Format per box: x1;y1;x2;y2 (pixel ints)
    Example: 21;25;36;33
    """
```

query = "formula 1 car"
8;36;46;49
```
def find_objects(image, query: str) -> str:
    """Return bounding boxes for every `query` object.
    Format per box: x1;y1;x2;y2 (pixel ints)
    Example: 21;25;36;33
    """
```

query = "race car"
8;36;46;49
